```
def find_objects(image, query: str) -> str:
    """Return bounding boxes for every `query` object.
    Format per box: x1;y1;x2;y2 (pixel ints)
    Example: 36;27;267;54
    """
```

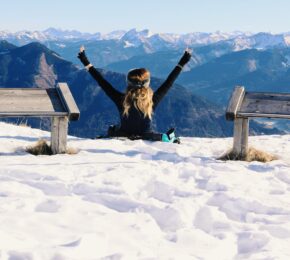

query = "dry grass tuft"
26;139;79;156
26;139;53;156
66;147;79;155
218;147;278;163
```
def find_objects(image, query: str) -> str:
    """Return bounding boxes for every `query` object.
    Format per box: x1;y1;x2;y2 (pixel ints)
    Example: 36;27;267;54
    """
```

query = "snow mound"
0;122;290;259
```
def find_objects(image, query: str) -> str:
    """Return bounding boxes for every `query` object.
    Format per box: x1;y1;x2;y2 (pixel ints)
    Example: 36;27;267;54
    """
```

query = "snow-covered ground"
0;122;290;260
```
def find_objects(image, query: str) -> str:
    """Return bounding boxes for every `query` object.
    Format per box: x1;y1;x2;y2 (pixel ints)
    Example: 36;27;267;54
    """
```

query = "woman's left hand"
178;48;192;66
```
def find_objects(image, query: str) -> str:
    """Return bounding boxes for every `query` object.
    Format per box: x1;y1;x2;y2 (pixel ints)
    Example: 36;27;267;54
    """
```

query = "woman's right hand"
77;46;90;66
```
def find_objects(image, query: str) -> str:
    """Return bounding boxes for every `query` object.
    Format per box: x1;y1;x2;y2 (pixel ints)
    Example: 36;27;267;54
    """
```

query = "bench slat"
245;92;290;100
0;112;68;117
238;92;290;119
56;83;80;121
0;88;67;116
225;86;245;121
237;112;290;119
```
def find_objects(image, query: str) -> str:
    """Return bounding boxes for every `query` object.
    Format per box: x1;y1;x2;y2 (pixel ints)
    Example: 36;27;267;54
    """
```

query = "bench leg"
51;117;68;154
233;118;249;159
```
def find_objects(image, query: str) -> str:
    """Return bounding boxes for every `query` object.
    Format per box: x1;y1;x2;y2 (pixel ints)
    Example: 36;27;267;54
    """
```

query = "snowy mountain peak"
125;28;153;38
43;27;102;40
120;28;154;46
250;32;287;48
284;35;290;45
101;30;127;40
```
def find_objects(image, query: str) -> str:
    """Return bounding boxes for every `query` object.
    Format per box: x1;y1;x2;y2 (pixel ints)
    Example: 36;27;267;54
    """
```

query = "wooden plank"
56;83;80;121
233;118;242;155
240;118;249;158
238;92;290;118
245;92;290;101
0;112;68;117
0;88;67;115
226;86;245;121
51;117;68;154
233;118;249;159
237;112;290;119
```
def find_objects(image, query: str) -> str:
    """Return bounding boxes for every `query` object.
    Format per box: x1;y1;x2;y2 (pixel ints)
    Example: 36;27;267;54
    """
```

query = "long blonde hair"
123;68;154;119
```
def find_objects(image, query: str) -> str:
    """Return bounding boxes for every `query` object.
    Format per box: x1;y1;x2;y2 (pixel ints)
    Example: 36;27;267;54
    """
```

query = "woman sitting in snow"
77;46;191;143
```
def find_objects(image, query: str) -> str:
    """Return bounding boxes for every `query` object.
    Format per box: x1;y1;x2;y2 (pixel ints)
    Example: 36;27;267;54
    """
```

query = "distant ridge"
1;28;289;49
0;40;17;52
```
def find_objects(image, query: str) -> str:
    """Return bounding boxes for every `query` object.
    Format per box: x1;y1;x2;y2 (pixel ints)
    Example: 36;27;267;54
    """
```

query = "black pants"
107;125;162;141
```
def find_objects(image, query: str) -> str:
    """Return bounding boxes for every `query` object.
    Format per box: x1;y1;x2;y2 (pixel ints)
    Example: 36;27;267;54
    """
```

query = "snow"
123;41;135;48
0;122;290;260
284;35;290;46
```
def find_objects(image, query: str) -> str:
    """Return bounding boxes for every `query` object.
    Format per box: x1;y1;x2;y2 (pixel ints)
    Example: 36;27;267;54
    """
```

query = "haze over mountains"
0;28;289;135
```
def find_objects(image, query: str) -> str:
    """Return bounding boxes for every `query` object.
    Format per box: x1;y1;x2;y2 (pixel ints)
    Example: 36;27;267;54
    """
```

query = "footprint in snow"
237;231;269;255
208;193;290;222
21;181;70;196
260;225;290;239
8;251;33;260
193;206;231;238
35;199;61;213
60;238;82;247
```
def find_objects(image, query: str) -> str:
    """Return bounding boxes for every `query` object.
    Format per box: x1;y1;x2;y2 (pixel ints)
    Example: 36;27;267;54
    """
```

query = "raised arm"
153;49;192;107
77;46;123;106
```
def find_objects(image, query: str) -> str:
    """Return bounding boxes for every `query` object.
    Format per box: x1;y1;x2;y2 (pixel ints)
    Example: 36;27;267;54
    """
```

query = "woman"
78;46;191;143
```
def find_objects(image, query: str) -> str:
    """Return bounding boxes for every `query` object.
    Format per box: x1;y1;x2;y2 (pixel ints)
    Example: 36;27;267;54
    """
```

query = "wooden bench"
0;82;80;154
226;86;290;159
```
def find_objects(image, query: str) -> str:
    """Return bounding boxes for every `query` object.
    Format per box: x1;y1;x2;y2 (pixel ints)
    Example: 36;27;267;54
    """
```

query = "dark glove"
178;49;192;67
77;46;90;66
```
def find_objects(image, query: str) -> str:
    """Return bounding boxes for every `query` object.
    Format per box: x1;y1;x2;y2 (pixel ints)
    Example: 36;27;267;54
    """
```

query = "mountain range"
1;28;290;69
0;28;248;46
1;27;289;135
1;28;290;48
2;40;271;138
178;48;290;103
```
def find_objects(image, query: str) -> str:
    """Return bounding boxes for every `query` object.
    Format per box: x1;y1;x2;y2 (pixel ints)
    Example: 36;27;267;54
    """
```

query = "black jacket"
88;66;182;136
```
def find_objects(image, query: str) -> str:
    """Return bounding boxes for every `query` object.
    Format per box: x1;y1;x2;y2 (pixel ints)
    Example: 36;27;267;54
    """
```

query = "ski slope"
0;122;290;260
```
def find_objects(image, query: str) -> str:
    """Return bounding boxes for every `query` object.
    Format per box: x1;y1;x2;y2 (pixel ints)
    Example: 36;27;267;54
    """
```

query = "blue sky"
1;0;290;34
